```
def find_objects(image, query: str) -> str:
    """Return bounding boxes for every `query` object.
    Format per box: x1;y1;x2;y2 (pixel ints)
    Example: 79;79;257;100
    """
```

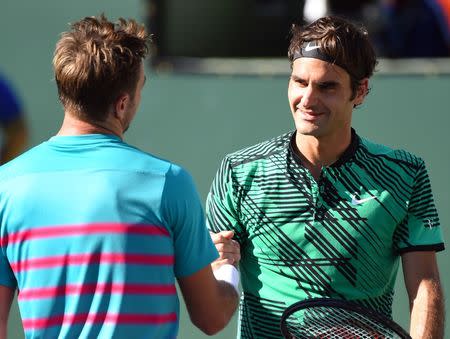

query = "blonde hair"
53;15;150;122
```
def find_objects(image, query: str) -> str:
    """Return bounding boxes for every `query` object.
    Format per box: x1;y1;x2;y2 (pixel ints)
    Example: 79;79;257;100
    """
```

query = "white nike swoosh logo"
351;194;377;205
304;42;321;52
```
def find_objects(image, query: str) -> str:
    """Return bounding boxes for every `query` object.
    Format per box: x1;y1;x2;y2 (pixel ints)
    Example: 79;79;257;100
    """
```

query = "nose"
300;85;317;108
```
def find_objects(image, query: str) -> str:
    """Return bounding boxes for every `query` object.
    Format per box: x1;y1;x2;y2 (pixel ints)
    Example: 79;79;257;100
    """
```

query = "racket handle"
213;264;240;293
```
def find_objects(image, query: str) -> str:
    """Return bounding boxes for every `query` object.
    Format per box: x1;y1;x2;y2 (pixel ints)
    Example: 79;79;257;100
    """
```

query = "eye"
318;82;338;90
291;76;307;87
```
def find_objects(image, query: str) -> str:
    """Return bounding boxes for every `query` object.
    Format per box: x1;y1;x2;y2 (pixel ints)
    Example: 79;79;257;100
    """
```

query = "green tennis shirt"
206;130;444;339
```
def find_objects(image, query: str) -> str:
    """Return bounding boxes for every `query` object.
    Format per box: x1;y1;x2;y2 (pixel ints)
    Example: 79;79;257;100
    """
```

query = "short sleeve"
161;165;218;278
206;156;247;246
395;160;445;254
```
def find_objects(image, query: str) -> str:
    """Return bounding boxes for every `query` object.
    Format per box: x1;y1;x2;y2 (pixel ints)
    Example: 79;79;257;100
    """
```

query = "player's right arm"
0;285;14;339
178;264;239;335
161;164;239;334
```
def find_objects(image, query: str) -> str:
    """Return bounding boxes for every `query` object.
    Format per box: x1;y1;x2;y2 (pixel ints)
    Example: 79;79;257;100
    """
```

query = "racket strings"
284;306;401;338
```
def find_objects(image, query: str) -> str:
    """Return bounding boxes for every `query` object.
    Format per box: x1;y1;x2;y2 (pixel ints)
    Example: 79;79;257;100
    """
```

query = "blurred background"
1;0;449;338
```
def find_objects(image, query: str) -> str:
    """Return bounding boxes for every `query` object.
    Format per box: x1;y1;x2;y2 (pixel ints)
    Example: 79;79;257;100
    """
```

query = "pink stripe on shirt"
0;223;169;247
10;253;174;273
19;283;177;300
22;312;178;330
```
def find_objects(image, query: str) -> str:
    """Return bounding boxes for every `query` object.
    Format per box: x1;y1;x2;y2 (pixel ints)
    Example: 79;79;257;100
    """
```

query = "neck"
57;111;123;139
294;129;352;179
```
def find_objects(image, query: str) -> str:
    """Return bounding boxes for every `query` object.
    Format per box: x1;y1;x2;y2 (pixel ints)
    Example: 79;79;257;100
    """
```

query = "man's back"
0;134;217;338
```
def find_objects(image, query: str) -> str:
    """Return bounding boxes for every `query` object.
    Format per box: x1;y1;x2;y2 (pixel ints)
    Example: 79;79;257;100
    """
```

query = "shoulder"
130;147;194;185
106;142;196;196
122;144;197;194
114;143;199;195
357;136;425;170
120;142;176;173
0;138;189;184
160;163;200;206
222;132;292;169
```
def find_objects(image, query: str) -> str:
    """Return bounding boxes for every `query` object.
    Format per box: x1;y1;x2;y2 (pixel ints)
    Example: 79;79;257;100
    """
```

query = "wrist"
213;264;240;293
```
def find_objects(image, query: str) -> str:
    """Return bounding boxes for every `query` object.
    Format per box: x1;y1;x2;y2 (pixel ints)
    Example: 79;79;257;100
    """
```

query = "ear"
114;93;130;120
353;78;369;106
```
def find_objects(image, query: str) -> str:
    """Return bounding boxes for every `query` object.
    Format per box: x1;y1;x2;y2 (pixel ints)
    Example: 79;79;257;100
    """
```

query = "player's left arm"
1;115;28;164
0;285;15;339
402;251;445;339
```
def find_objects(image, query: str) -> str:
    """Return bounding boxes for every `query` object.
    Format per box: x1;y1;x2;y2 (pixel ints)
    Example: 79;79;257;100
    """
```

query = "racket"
280;298;411;339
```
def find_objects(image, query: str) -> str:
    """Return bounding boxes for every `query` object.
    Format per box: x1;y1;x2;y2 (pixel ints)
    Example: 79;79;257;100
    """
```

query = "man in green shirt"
206;16;445;339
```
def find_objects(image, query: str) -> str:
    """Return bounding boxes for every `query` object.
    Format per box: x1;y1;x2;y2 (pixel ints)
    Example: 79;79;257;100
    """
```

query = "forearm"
0;286;15;339
185;279;239;335
0;309;10;338
0;320;6;339
178;264;239;335
195;265;239;334
216;279;240;319
409;279;445;339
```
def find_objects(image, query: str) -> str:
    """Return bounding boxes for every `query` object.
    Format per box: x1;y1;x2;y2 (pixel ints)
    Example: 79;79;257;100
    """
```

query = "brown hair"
53;15;150;122
288;16;377;98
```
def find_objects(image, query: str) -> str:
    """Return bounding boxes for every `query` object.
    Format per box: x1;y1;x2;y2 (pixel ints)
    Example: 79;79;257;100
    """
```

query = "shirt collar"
288;128;360;168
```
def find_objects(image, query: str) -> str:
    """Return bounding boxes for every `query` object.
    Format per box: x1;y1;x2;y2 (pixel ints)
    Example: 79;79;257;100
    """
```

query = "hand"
210;230;241;270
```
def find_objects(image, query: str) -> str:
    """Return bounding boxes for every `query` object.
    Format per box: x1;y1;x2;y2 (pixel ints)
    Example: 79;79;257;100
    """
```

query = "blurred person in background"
379;0;450;57
0;14;238;339
327;0;379;23
304;0;450;57
436;0;450;27
0;72;28;164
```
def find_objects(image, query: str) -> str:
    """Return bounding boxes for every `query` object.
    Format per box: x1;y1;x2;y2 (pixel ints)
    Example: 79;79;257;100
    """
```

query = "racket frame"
280;297;411;339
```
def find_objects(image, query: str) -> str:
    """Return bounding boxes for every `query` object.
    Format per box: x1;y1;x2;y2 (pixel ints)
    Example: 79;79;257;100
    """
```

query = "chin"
297;130;321;138
295;123;323;137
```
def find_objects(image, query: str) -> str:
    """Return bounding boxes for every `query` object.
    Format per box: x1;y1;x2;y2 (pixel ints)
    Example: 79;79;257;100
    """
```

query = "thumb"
221;230;235;240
